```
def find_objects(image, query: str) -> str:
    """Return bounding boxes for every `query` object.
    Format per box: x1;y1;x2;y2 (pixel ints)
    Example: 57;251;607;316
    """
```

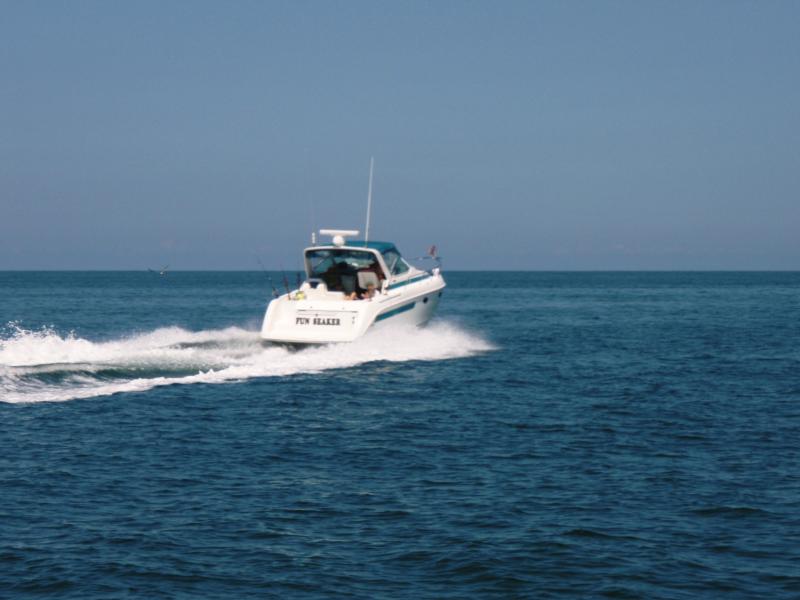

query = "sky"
1;1;798;270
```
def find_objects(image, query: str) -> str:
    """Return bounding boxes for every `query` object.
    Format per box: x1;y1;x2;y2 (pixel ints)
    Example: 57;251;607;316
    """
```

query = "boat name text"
296;317;341;326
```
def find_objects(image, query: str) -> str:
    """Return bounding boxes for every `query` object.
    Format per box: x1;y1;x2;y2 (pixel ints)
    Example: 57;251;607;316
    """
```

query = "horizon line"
1;269;799;274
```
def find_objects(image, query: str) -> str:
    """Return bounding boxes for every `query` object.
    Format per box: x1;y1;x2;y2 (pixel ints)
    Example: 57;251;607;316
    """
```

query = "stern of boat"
260;295;375;345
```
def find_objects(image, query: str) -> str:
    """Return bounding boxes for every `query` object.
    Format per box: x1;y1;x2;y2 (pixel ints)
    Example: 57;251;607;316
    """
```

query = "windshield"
305;249;385;294
381;248;410;275
306;249;379;277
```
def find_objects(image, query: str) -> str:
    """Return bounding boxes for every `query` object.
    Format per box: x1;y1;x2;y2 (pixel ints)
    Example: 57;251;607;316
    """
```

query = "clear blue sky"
1;1;798;270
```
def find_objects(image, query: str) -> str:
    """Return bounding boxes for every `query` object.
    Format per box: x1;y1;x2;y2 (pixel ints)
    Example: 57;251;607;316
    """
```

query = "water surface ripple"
1;271;799;598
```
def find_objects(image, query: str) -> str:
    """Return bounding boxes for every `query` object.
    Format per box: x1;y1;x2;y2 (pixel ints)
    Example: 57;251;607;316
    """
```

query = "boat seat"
340;274;357;295
358;271;380;290
301;279;327;293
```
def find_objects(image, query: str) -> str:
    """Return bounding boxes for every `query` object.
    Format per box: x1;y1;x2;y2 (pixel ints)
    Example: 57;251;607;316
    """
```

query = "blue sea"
2;271;799;598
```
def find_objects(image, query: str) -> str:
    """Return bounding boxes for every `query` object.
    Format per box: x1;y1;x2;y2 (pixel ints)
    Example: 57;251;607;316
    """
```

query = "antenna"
306;149;316;245
364;156;374;245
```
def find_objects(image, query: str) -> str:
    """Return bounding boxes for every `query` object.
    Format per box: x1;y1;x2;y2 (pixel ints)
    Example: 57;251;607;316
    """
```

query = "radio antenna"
306;148;316;245
364;156;374;245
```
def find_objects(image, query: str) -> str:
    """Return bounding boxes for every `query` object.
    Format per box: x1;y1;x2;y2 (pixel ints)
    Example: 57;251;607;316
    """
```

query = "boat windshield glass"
305;249;384;295
381;248;410;275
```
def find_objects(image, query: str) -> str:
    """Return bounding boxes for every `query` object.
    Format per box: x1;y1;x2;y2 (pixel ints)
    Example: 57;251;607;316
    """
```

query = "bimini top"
315;230;397;253
304;240;414;283
309;240;401;255
347;240;397;253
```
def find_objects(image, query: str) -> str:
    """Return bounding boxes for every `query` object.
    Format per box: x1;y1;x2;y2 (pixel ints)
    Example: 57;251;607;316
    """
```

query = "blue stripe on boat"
375;301;416;322
387;275;430;290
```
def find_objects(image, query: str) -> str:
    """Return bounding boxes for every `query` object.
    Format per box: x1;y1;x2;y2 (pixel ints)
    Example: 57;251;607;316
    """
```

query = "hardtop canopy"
303;240;411;282
347;240;398;253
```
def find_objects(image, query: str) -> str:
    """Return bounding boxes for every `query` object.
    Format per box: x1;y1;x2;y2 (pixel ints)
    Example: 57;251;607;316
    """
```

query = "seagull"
148;265;169;276
410;246;442;262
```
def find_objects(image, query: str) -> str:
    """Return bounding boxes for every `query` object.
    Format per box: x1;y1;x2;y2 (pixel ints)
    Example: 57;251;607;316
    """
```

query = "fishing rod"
279;265;291;295
255;255;279;298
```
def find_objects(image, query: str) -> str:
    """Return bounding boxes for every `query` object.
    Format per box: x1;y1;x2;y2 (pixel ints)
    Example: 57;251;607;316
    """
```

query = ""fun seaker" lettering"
295;317;340;326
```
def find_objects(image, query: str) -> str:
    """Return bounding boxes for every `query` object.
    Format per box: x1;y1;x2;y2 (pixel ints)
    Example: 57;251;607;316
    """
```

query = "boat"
260;229;446;345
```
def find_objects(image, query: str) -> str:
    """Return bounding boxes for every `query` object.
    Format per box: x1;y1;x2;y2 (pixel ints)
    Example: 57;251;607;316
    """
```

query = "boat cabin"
304;241;411;297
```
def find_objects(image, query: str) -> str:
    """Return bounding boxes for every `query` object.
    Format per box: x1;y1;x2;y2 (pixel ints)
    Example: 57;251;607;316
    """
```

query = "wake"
0;321;492;404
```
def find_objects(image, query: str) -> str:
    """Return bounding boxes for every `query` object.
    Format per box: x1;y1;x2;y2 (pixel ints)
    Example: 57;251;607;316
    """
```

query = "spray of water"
0;321;493;404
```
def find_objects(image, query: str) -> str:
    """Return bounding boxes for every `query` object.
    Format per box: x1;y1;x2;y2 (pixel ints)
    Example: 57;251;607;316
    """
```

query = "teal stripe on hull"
375;301;416;322
387;275;430;290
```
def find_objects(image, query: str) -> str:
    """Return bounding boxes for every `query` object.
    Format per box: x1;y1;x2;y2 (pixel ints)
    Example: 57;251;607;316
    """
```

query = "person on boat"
360;282;376;300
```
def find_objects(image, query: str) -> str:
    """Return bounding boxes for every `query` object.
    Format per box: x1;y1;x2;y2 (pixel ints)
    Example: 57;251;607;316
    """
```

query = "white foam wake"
0;321;492;404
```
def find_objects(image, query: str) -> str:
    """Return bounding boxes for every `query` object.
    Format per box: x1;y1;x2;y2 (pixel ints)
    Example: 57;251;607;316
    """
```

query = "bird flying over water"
148;265;169;276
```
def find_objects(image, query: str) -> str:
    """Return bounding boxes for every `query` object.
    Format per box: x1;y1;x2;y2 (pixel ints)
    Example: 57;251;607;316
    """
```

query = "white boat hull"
261;272;445;345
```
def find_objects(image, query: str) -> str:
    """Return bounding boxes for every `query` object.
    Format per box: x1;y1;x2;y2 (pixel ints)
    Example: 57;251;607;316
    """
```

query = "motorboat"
260;229;446;345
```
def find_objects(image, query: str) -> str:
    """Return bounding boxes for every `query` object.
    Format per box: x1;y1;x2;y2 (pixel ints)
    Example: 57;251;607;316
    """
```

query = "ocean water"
1;271;799;598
